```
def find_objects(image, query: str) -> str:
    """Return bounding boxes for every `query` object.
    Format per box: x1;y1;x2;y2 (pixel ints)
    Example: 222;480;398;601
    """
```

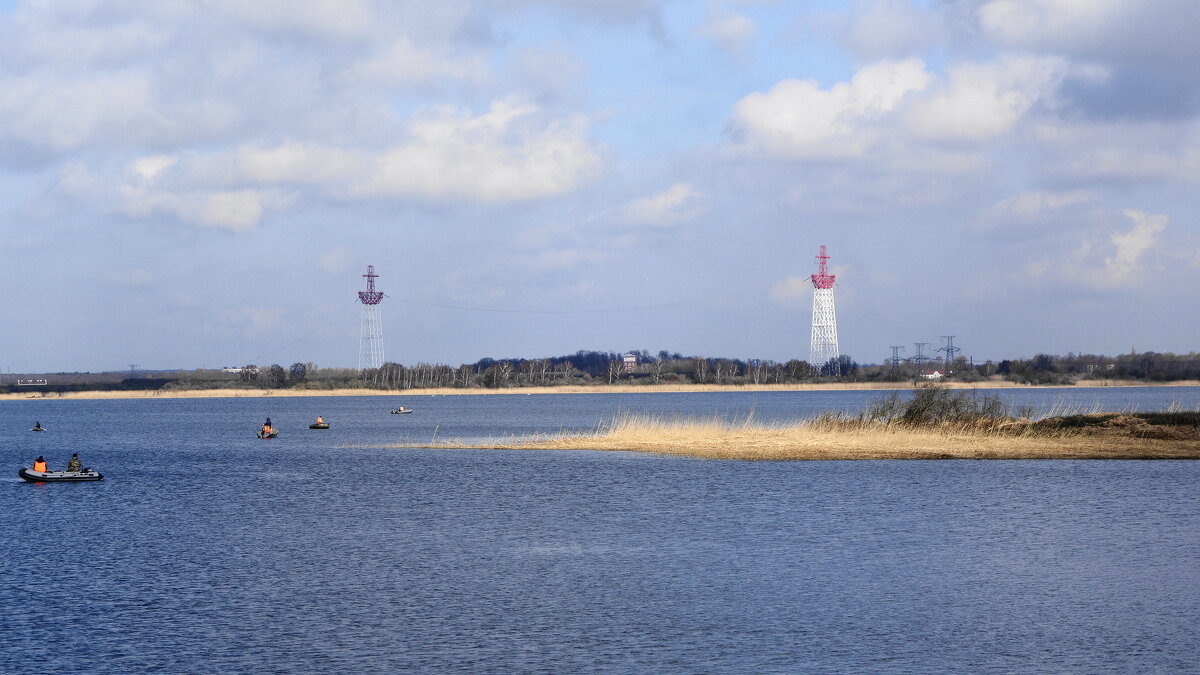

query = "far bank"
1;379;1198;401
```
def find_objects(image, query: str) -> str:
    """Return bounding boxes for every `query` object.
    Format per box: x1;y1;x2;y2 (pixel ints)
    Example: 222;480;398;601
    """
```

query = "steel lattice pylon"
809;246;840;375
358;265;385;370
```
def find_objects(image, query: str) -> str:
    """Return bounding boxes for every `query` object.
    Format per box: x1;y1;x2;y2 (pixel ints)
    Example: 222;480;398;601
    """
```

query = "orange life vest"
33;460;47;472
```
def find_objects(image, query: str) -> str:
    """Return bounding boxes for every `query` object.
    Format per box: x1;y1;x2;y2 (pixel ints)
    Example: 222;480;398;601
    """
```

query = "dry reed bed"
402;413;1200;460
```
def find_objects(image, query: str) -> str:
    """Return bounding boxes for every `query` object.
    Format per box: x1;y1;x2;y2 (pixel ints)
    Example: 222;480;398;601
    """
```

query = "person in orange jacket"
262;418;273;436
33;456;47;472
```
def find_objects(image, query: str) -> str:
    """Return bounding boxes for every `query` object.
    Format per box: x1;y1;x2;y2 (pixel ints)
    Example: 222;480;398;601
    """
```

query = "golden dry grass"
400;413;1200;460
2;378;1194;401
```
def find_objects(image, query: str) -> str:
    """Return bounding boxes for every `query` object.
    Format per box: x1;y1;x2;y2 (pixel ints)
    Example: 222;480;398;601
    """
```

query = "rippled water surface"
3;389;1199;673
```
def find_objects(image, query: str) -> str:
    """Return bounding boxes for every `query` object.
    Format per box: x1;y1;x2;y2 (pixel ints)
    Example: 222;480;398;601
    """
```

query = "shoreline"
1;380;1198;401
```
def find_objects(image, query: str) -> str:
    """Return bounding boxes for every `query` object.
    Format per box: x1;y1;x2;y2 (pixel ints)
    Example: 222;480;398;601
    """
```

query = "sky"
2;0;1199;372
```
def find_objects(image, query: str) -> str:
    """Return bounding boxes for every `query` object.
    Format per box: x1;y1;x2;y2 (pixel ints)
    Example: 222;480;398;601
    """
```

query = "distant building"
622;354;637;374
919;370;944;380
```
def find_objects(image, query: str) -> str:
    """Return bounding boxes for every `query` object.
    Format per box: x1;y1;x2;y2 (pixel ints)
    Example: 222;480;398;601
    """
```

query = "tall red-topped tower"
357;265;385;370
810;245;840;374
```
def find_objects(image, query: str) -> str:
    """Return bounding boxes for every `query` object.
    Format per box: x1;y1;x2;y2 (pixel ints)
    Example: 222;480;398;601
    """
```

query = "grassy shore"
400;411;1200;460
1;378;1197;401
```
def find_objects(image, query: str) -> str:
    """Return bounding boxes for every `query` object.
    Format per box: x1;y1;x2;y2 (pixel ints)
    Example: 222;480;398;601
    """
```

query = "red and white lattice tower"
810;245;840;374
357;265;385;370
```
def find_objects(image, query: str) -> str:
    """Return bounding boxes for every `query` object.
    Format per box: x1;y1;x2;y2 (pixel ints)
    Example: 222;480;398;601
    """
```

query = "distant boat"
390;408;413;415
309;423;330;429
257;430;278;438
19;467;103;482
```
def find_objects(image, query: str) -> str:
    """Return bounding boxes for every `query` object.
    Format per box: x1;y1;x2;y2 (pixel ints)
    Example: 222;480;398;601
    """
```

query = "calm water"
3;388;1199;673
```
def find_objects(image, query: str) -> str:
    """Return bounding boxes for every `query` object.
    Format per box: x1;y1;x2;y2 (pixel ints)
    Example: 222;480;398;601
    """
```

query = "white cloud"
356;98;602;201
1106;209;1167;280
118;185;280;232
979;0;1124;48
0;71;155;152
622;182;705;226
1031;119;1200;183
73;98;603;230
905;55;1073;142
338;37;488;88
976;0;1200;63
728;59;932;158
696;10;756;52
234;143;367;186
770;276;811;305
132;155;178;181
1038;209;1169;289
989;190;1097;220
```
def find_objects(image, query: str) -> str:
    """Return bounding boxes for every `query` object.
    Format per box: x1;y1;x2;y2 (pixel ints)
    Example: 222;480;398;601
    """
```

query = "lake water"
4;388;1199;673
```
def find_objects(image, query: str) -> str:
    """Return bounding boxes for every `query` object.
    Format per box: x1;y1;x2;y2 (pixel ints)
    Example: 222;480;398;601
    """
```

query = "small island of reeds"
401;385;1200;460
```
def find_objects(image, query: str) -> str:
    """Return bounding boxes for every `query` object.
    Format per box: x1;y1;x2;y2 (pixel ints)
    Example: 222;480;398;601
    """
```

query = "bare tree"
500;361;515;386
650;359;667;384
535;358;552;386
553;361;576;381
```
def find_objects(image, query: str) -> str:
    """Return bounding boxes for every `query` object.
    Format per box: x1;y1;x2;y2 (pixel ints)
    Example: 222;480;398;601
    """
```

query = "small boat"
257;430;278;438
390;409;413;415
19;467;103;482
30;427;45;432
309;423;330;429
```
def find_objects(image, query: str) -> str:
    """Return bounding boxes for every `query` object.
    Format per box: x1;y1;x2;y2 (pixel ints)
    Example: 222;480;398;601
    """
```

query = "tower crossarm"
358;264;384;305
810;244;836;289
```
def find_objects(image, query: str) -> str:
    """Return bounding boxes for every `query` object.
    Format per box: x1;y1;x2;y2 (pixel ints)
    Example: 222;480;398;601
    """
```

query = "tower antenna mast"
809;245;840;375
357;265;385;370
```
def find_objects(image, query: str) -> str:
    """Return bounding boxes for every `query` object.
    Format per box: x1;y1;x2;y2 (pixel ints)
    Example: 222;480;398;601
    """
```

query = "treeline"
162;351;855;391
34;349;1197;393
870;351;1200;385
991;351;1200;385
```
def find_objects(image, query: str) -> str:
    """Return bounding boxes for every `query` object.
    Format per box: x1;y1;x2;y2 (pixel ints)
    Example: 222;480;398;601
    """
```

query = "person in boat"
32;421;43;431
262;418;274;436
315;416;324;425
395;406;406;412
67;453;82;472
33;456;47;472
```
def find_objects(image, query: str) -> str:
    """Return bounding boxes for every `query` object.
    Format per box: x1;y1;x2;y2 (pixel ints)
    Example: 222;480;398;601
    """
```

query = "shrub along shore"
394;386;1200;460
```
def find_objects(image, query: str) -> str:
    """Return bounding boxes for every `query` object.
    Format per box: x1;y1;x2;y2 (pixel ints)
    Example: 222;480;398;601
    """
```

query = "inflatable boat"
390;409;413;415
19;467;103;482
257;430;278;438
309;423;330;429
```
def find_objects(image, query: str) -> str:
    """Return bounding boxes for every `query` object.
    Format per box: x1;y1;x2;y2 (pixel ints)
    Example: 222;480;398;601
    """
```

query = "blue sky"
1;0;1198;372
